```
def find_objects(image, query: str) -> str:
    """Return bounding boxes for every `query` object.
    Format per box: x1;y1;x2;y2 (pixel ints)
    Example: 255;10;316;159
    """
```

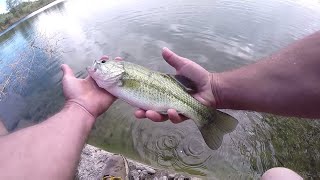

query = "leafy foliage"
6;0;22;13
0;0;55;31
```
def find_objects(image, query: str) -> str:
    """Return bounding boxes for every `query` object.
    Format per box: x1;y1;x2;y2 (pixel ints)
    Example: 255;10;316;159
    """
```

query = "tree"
6;0;21;13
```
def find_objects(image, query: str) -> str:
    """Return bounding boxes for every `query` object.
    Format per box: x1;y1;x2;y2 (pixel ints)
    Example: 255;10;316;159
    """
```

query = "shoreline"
77;144;201;180
0;0;66;37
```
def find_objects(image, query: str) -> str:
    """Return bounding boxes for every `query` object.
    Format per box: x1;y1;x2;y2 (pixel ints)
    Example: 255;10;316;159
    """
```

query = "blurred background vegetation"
0;0;55;31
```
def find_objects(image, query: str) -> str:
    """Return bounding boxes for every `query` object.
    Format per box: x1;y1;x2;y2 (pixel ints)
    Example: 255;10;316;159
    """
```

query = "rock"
174;175;185;180
136;165;145;170
140;173;146;180
145;167;156;174
159;176;168;180
175;176;190;180
130;170;140;180
142;170;148;175
168;173;176;180
76;144;199;180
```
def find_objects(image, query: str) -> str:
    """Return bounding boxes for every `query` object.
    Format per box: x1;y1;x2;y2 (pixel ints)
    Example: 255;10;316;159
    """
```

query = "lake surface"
1;0;320;178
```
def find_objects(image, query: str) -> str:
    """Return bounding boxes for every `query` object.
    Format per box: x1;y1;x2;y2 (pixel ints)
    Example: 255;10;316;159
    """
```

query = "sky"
0;0;7;14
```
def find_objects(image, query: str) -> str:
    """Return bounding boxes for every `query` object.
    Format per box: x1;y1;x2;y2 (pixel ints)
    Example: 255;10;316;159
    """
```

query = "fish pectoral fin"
166;74;197;93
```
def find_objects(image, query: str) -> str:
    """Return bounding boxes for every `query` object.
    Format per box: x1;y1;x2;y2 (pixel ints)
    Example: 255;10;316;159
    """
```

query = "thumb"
61;64;74;78
162;47;209;85
162;47;188;71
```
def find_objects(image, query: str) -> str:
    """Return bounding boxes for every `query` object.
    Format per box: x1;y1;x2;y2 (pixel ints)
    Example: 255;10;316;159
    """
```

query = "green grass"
264;115;320;178
243;114;320;178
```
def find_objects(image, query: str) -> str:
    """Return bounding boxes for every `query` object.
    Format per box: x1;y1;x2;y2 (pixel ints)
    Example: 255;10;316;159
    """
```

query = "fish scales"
122;62;208;123
88;59;238;150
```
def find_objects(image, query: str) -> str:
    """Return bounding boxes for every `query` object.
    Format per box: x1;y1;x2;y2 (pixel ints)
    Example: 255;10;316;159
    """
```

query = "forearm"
215;31;320;118
0;102;95;180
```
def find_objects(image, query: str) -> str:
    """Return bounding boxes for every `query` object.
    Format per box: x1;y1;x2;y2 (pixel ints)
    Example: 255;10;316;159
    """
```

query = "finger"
192;93;212;107
100;56;109;60
162;47;210;87
61;64;74;78
145;110;169;122
167;109;187;124
162;47;188;71
135;109;146;119
114;57;123;61
178;62;210;88
85;76;102;90
85;75;96;84
85;76;109;93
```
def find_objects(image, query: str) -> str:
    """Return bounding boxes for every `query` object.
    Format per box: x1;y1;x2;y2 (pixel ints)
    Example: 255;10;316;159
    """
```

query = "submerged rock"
76;144;202;180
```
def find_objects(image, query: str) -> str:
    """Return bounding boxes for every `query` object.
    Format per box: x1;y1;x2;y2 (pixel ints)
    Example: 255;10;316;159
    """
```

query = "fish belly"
108;86;173;112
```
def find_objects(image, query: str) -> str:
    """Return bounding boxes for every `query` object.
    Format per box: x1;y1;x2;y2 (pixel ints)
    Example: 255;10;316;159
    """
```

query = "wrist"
213;70;246;110
64;100;96;122
211;72;222;108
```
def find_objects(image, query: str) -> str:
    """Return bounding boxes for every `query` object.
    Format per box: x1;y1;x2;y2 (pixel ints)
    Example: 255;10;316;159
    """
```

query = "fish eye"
101;60;106;63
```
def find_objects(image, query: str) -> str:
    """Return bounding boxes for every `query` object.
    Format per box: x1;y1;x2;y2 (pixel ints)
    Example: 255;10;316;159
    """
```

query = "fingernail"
100;56;109;60
61;64;66;70
114;57;122;61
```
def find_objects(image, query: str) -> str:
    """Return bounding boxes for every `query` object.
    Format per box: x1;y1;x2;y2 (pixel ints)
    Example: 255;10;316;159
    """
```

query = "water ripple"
132;120;213;174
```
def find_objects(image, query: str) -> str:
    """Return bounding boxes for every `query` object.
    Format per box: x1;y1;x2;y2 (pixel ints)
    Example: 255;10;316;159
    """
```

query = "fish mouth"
87;60;99;73
86;66;97;74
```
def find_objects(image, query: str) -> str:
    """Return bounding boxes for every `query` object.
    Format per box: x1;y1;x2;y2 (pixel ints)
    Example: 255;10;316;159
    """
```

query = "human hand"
135;47;217;123
61;56;121;118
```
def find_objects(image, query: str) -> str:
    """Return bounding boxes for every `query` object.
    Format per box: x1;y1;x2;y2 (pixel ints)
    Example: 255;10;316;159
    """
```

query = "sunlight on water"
36;12;82;36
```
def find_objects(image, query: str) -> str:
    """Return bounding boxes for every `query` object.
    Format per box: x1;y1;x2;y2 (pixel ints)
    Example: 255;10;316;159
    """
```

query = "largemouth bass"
87;59;238;150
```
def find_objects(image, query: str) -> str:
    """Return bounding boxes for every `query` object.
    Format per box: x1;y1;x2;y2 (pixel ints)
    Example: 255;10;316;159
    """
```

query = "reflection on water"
1;0;320;178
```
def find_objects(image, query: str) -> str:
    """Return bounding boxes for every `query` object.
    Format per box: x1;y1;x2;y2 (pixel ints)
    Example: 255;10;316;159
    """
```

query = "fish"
87;58;238;150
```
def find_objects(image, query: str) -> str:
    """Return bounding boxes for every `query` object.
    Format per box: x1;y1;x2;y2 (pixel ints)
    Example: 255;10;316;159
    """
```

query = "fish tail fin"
197;110;238;150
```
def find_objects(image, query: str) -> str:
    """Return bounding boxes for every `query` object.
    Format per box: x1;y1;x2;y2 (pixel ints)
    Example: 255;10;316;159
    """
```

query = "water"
1;0;320;178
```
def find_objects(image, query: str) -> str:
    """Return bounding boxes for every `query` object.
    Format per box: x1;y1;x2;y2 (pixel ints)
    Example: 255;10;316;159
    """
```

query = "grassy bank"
0;0;56;31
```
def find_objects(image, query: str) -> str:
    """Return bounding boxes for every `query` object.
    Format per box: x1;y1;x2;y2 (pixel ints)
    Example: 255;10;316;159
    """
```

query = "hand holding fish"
87;49;237;150
134;47;217;123
61;59;117;118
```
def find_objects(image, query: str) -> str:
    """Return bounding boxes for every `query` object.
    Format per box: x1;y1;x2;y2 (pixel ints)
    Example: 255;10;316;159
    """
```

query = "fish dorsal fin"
166;74;197;93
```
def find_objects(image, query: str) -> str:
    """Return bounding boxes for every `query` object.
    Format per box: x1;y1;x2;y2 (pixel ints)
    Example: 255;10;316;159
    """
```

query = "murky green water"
0;0;320;178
